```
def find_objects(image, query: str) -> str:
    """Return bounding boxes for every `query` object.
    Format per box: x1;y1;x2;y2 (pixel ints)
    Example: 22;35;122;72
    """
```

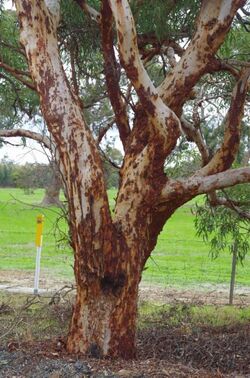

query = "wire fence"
0;228;250;306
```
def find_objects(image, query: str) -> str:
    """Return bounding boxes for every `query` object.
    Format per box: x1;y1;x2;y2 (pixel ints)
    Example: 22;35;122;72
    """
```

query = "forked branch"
159;0;247;111
109;0;181;151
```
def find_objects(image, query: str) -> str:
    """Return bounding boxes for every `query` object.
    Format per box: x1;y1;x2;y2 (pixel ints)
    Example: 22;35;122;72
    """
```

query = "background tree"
0;156;15;187
0;0;250;359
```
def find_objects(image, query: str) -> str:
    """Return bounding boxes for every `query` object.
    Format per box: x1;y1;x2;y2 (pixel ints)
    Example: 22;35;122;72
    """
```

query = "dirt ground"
0;269;249;306
0;269;250;377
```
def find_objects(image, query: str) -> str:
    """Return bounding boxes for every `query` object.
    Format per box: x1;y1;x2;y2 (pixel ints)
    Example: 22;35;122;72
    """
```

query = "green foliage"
194;186;250;264
0;10;39;127
131;0;200;41
102;146;123;189
165;140;201;178
59;0;102;78
219;25;250;61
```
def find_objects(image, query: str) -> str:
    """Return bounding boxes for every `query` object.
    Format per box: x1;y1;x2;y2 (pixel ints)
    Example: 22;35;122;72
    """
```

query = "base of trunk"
67;281;139;359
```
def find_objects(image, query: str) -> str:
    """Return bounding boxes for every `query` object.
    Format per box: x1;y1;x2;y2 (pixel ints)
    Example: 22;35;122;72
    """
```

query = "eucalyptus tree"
1;0;250;358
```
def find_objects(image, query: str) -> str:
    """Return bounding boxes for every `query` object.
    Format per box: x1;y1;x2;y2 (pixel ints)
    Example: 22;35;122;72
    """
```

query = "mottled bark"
14;0;250;359
67;264;140;358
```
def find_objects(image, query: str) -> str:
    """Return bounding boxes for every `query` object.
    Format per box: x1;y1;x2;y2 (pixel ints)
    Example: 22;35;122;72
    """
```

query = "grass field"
0;187;249;288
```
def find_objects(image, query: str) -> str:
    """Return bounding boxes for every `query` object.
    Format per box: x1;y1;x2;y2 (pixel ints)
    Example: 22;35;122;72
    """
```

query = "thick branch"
197;68;250;176
160;168;250;201
109;0;181;152
0;129;51;149
159;0;246;112
15;0;113;276
101;1;131;149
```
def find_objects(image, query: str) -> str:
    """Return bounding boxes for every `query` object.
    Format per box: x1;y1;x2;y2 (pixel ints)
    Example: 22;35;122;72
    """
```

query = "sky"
0;138;50;164
0;133;122;165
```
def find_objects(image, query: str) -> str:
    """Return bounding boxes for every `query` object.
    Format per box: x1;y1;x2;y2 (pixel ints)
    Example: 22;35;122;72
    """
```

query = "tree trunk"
67;269;140;358
15;0;250;360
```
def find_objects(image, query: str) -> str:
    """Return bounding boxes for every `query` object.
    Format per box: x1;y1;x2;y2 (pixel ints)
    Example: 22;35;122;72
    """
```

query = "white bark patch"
45;0;60;19
103;325;111;355
93;198;104;234
19;29;37;51
218;0;233;21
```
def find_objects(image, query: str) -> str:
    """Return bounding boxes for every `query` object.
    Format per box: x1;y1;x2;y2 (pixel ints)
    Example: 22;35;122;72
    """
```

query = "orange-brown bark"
14;0;250;359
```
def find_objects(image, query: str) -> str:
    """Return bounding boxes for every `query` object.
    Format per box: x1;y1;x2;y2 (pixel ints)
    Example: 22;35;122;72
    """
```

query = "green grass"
0;187;250;287
144;203;250;287
0;188;73;278
138;301;250;330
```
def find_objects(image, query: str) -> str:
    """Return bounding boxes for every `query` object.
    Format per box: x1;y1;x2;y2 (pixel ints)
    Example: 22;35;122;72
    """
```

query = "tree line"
0;147;122;192
0;159;52;191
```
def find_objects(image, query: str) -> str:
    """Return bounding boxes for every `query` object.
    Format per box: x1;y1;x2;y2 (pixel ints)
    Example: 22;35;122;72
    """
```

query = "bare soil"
0;270;250;377
1;269;250;306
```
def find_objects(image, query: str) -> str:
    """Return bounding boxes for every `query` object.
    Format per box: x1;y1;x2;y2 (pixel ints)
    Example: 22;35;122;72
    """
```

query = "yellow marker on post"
34;215;44;295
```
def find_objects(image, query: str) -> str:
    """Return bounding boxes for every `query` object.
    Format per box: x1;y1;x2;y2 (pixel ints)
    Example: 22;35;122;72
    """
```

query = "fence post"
229;242;237;305
34;215;44;295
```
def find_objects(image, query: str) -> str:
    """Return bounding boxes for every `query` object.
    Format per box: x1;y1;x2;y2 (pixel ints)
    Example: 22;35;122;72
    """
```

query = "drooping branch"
0;61;35;91
208;192;250;220
109;0;181;153
197;67;250;176
0;40;26;57
101;0;131;149
0;129;51;149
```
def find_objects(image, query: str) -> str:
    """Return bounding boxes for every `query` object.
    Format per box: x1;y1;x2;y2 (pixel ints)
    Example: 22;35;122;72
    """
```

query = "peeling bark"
159;0;247;111
109;0;181;154
13;0;250;359
198;68;250;176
